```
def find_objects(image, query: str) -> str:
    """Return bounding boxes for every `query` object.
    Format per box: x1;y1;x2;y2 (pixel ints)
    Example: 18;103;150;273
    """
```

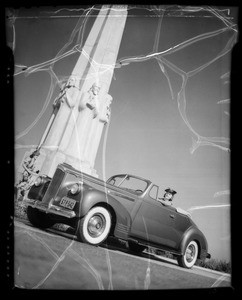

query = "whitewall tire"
78;206;111;245
177;240;198;268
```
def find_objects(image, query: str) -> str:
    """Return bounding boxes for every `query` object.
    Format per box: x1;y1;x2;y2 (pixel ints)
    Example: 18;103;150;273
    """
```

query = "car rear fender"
179;226;208;259
79;189;132;239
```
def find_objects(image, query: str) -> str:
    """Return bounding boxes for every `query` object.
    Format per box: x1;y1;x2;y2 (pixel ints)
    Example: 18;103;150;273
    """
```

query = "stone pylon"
32;5;127;178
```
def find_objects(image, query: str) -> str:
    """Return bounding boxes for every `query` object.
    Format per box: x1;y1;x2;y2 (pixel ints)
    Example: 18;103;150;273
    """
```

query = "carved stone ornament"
16;150;40;194
99;94;113;123
53;77;80;109
66;76;79;89
78;83;101;117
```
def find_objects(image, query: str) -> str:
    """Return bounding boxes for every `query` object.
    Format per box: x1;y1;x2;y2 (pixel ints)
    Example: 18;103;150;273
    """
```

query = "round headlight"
70;183;82;195
34;176;43;187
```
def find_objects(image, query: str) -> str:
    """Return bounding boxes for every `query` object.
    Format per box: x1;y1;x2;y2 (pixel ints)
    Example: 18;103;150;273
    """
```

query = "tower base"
38;148;98;178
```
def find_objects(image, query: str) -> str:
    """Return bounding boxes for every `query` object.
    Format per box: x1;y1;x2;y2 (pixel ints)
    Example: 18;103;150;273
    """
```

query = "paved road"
14;219;231;290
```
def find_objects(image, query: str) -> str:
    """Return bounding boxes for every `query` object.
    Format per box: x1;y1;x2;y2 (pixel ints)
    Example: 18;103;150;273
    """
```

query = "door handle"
169;214;175;219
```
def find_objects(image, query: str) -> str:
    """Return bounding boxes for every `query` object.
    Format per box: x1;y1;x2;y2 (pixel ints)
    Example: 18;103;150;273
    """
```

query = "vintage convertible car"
25;163;210;268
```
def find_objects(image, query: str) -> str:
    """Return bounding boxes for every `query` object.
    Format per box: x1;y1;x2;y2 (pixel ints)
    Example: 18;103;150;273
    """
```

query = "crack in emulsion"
11;5;236;289
188;204;230;212
115;7;236;154
68;247;105;289
142;216;151;290
15;224;107;289
15;225;69;288
13;6;236;153
32;247;67;289
25;231;61;260
214;190;230;198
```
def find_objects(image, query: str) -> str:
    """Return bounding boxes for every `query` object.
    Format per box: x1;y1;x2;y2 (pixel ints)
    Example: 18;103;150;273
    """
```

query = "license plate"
59;197;76;210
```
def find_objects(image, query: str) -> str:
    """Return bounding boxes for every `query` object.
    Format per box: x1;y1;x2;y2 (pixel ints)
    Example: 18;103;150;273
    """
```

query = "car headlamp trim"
70;182;83;195
34;176;43;187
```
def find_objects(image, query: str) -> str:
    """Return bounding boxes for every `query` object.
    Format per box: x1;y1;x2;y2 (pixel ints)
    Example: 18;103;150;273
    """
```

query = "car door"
130;196;179;249
106;185;138;212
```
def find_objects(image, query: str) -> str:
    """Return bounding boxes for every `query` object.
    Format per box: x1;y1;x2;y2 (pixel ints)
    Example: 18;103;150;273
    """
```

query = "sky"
9;5;238;262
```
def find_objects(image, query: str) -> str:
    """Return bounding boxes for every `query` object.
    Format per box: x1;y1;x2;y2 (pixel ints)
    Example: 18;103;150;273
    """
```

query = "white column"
38;6;127;177
64;6;127;175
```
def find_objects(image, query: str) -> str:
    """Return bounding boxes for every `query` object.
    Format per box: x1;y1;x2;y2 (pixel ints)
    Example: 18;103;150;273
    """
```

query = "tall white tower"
17;5;127;189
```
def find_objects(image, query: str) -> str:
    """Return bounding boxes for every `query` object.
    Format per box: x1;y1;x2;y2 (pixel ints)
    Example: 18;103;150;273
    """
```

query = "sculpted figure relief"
16;150;40;197
52;76;80;109
78;83;101;118
64;76;81;108
99;94;112;124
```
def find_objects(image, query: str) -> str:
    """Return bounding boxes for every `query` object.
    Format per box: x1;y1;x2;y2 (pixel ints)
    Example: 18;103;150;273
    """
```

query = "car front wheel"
77;206;112;245
177;240;198;268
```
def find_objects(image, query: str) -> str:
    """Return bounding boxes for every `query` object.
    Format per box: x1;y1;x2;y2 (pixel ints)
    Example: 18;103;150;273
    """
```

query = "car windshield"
107;175;149;194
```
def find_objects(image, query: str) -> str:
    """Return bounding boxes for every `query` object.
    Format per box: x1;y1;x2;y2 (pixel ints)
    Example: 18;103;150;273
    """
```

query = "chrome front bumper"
25;198;76;218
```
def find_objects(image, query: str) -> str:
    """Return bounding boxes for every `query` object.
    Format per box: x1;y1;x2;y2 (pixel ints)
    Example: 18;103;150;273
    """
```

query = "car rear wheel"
177;240;198;268
77;206;111;245
27;206;55;229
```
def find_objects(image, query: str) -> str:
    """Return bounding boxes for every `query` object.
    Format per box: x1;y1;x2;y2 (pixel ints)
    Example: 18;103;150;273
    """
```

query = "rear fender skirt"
179;227;208;259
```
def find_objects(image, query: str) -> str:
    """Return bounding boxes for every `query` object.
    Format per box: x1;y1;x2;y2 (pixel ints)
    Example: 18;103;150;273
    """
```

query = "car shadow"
100;237;178;267
19;219;178;268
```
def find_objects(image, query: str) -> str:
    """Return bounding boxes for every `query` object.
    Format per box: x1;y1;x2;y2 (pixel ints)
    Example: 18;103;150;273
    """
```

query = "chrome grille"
42;167;66;204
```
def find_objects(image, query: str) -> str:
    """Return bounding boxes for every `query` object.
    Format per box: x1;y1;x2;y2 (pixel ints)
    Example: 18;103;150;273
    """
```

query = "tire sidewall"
80;206;111;245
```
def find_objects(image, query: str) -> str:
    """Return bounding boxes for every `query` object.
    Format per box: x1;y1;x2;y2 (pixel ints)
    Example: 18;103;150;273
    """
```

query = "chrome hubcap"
87;214;106;238
186;244;196;262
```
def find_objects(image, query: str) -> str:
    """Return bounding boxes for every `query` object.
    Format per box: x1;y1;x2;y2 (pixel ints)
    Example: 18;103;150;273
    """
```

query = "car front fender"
79;189;132;239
